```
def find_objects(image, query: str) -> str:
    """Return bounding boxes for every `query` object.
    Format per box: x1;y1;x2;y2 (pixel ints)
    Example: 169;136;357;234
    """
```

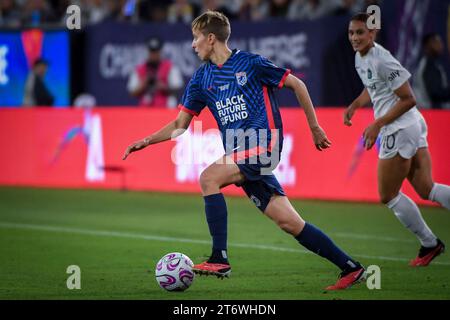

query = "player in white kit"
344;13;449;266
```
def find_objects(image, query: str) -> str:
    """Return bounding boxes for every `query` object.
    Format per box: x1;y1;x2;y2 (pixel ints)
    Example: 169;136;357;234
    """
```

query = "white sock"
387;192;437;247
429;183;450;210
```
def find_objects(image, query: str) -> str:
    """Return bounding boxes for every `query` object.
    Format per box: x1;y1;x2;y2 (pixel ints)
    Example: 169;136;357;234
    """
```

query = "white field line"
0;222;448;266
331;232;416;243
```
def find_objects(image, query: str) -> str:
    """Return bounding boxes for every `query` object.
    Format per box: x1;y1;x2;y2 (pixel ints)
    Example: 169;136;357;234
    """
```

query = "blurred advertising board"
0;29;70;107
0;107;448;205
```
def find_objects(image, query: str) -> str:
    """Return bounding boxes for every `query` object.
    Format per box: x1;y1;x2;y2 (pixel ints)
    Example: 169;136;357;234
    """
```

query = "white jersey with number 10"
355;42;423;135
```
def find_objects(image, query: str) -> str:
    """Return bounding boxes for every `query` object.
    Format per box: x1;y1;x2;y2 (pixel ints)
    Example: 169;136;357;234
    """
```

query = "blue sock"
295;223;359;271
204;193;228;263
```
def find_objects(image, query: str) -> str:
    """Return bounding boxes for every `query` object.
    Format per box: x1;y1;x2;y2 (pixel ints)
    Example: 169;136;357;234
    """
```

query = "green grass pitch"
0;187;449;300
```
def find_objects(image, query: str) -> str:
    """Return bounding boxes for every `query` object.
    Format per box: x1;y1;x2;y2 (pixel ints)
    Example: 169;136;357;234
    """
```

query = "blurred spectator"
222;0;242;18
50;0;84;28
87;0;111;24
199;0;235;20
363;0;381;8
119;0;140;22
138;0;169;23
167;0;197;24
332;0;363;16
23;58;54;107
0;0;377;26
0;0;21;27
270;0;291;18
239;0;269;21
127;37;184;108
21;0;57;26
414;33;450;109
288;0;334;20
102;0;125;22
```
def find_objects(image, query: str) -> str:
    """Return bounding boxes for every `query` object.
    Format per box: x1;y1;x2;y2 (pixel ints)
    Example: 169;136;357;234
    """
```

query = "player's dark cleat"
409;239;445;267
192;261;231;279
325;266;366;290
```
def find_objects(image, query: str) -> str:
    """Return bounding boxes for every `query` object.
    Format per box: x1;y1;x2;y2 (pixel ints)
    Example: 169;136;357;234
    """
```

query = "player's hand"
122;138;150;160
362;122;381;150
311;126;332;151
343;106;356;126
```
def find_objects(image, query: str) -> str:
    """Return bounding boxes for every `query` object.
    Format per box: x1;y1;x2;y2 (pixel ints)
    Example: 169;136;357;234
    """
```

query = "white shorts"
379;118;428;160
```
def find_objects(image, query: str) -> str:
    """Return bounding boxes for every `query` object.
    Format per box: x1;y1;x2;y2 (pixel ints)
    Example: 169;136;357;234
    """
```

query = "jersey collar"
358;43;377;59
212;49;238;69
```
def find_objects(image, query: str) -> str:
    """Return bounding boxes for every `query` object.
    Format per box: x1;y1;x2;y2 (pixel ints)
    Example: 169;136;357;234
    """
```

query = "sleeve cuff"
178;104;199;116
278;69;291;89
391;74;411;91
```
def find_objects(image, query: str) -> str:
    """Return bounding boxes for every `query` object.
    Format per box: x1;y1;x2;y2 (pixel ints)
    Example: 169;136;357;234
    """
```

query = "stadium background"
0;0;449;203
0;0;450;301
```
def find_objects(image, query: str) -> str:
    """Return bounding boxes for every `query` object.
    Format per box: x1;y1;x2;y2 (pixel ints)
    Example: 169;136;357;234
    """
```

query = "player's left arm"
284;74;332;151
362;81;416;150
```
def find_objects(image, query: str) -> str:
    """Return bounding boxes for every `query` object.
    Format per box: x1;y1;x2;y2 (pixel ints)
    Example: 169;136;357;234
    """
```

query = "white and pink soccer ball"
155;252;195;292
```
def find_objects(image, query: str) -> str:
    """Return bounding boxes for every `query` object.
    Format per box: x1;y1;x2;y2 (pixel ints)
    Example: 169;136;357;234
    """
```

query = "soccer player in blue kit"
123;11;365;290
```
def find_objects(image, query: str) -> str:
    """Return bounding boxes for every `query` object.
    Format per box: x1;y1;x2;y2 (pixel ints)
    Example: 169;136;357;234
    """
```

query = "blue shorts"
236;162;285;212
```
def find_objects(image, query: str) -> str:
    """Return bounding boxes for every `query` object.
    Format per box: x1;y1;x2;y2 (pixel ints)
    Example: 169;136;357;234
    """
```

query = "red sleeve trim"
278;69;291;89
178;104;199;116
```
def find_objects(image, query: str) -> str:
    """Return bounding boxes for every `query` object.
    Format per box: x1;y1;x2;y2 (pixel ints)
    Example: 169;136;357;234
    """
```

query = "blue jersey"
179;49;290;159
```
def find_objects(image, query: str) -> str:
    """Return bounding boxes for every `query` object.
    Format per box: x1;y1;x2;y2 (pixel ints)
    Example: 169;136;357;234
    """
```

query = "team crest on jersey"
235;72;247;86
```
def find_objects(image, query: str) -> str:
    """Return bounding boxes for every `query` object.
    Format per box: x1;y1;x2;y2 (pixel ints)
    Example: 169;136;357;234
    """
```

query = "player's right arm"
123;68;205;160
343;88;370;126
122;110;193;160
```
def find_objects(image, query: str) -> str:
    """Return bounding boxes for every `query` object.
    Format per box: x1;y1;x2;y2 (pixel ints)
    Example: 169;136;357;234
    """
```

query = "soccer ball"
155;252;195;292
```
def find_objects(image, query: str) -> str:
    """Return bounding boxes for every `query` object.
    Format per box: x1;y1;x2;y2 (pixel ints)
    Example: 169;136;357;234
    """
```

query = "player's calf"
429;183;450;210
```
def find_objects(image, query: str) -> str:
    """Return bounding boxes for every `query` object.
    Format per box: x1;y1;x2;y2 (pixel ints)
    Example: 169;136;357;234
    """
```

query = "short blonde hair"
191;11;231;42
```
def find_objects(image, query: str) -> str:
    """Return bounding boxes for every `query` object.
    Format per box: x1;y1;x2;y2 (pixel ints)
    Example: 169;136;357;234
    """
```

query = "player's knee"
199;171;218;193
277;220;292;234
276;218;298;235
